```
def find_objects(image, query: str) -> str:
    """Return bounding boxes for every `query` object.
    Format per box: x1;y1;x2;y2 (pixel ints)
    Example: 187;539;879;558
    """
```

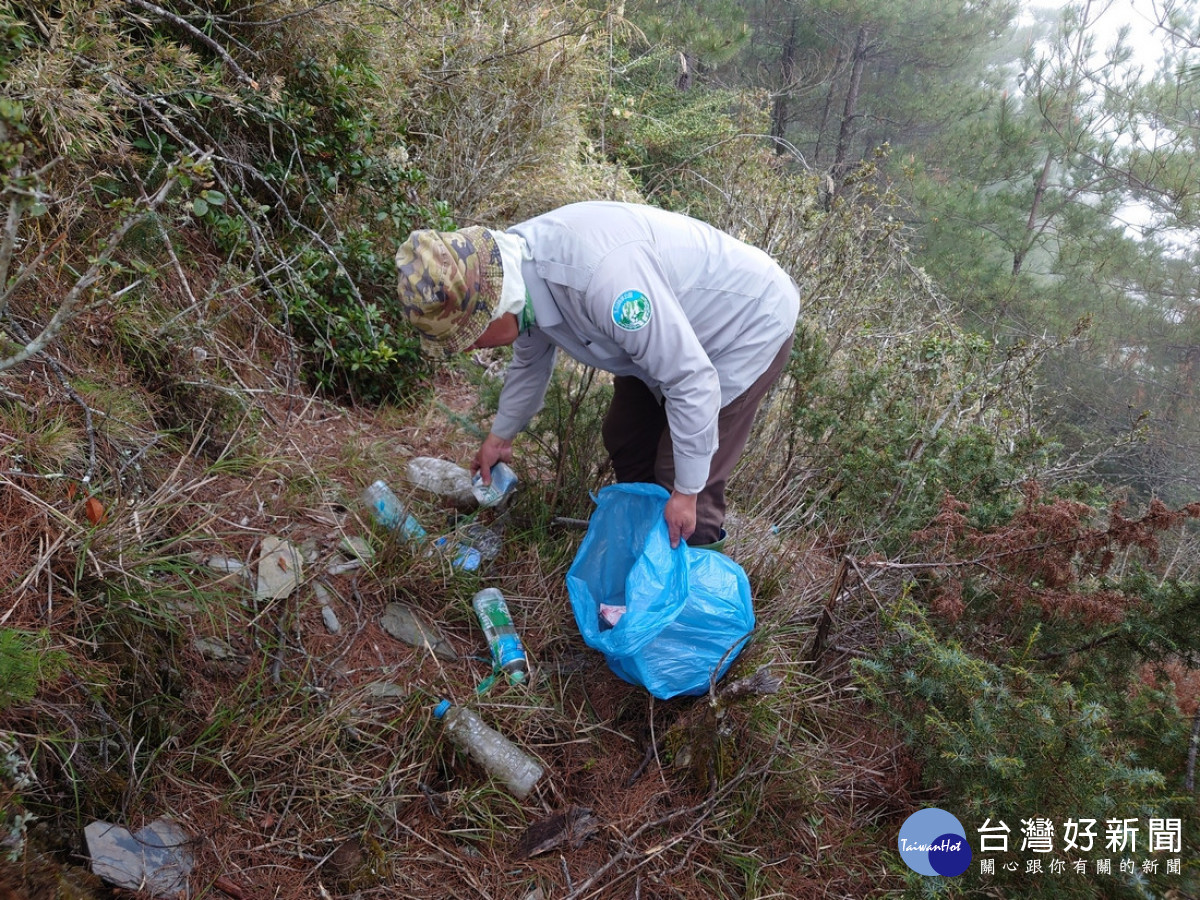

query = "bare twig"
0;163;190;371
189;0;347;28
125;0;259;89
0;162;24;314
807;556;850;669
1;232;68;318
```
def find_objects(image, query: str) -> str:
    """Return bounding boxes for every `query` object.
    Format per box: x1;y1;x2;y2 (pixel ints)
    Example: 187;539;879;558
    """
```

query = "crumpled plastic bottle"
472;462;518;508
406;457;476;507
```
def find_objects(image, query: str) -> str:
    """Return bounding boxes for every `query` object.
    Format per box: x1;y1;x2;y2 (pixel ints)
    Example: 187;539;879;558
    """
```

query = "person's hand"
472;433;514;483
664;490;697;548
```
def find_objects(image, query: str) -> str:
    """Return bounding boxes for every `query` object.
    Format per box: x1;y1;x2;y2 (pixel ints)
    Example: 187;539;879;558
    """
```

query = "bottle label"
472;463;518;507
473;591;527;677
490;633;526;671
479;603;513;629
432;536;482;571
400;514;428;543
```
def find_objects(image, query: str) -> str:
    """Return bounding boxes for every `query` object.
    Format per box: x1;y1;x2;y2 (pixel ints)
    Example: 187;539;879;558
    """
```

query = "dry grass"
0;284;918;898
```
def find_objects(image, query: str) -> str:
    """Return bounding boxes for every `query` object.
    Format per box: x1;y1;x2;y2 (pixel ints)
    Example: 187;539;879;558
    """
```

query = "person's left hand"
665;490;697;548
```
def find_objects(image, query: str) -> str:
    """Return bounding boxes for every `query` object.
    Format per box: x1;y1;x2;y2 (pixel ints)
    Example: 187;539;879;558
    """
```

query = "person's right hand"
472;433;514;483
665;490;698;548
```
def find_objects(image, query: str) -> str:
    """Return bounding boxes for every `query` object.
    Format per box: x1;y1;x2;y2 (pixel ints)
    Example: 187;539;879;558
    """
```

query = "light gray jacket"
495;201;800;494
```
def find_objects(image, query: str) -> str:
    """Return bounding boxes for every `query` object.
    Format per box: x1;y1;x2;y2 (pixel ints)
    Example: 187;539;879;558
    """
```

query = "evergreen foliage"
855;489;1200;896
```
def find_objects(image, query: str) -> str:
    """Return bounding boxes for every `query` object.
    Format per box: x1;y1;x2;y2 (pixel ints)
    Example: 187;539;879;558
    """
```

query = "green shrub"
284;226;430;403
855;599;1195;899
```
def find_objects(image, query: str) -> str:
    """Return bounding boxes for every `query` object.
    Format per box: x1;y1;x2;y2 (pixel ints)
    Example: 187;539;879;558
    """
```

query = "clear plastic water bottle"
406;456;476;507
431;535;484;572
472;462;518;508
472;588;528;684
457;523;502;561
433;700;545;799
361;480;427;544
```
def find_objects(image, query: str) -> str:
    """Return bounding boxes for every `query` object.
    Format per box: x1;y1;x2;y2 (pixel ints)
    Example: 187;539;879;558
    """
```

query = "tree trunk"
813;45;846;166
831;25;869;184
770;15;798;154
1014;151;1054;276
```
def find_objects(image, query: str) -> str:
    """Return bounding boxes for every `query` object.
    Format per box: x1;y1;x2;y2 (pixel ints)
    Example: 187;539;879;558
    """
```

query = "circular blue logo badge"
612;290;652;331
898;808;972;877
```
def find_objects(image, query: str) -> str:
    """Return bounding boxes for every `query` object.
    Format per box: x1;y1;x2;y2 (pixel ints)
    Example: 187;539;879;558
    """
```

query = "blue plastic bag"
566;483;755;699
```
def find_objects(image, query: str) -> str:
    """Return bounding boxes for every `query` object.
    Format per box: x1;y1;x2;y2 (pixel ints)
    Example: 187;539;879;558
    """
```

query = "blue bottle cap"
433;699;452;718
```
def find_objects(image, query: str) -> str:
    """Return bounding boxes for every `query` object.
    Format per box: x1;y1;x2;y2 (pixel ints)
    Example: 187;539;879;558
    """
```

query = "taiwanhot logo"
898;808;973;876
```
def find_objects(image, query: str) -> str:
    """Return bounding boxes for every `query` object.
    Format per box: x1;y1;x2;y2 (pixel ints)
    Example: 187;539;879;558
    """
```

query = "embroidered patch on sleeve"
612;290;653;331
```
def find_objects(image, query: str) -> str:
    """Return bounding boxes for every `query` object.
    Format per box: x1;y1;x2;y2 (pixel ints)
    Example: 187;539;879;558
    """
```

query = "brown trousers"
601;336;794;545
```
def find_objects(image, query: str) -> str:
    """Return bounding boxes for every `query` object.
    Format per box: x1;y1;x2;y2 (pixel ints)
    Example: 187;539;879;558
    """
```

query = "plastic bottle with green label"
472;462;518;507
472;588;528;684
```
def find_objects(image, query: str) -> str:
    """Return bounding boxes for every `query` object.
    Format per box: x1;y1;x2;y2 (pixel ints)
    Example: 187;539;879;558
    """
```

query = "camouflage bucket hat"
395;226;503;356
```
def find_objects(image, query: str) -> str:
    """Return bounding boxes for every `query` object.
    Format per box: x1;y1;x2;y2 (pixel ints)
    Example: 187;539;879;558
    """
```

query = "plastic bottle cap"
433;699;451;719
509;670;526;684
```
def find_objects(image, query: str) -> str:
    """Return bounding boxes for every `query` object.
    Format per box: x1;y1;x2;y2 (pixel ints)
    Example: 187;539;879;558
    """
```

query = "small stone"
362;681;406;701
339;536;374;562
256;536;301;600
312;581;342;632
515;807;599;858
312;581;333;607
325;557;363;575
194;637;248;676
194;636;236;661
85;817;193;898
328;536;374;574
380;602;456;660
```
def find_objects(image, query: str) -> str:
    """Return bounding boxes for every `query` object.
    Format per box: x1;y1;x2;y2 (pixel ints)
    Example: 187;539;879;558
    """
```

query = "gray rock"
362;681;407;701
339;536;374;562
205;555;244;573
193;637;249;676
193;636;236;661
85;817;193;898
380;602;456;660
325;557;362;576
327;536;374;575
255;536;301;600
312;582;342;634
